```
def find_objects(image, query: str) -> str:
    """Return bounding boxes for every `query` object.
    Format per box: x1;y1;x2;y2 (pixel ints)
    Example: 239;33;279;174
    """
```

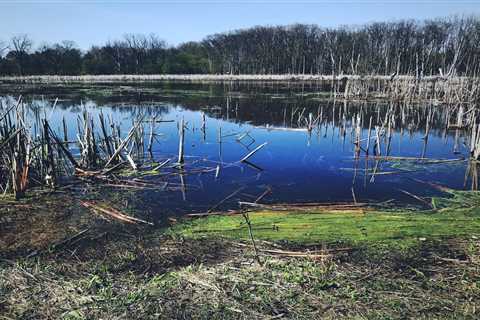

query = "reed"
0;97;149;199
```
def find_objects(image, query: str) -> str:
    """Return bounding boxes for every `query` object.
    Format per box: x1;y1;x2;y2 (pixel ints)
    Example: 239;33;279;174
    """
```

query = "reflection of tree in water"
1;82;475;137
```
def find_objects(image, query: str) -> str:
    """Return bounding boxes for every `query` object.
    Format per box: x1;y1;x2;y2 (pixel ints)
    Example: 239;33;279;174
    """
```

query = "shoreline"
3;74;477;104
0;73;470;84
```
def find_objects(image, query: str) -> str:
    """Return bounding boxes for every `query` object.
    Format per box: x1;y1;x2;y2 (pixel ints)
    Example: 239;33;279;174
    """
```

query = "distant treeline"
1;16;479;76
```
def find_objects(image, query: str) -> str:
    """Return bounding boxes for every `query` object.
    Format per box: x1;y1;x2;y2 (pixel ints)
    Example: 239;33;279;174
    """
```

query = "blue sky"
1;1;480;50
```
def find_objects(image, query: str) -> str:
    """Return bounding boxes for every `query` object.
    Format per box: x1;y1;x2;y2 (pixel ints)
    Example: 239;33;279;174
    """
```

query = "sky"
1;0;480;50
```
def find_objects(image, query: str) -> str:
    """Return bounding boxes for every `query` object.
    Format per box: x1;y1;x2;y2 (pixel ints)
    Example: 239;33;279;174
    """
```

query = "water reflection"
0;82;476;219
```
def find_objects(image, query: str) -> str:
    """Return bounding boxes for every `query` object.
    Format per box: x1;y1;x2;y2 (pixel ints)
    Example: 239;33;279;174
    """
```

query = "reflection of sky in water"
0;89;473;217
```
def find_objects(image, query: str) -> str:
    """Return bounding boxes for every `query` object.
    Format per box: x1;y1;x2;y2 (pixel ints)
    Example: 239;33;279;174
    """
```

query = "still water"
0;82;472;216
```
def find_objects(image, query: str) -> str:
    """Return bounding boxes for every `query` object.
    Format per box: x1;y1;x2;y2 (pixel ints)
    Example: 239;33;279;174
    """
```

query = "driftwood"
81;201;154;225
238;201;370;212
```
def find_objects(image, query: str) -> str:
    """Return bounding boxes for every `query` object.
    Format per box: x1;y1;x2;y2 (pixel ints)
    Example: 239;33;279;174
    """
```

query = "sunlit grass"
176;200;480;245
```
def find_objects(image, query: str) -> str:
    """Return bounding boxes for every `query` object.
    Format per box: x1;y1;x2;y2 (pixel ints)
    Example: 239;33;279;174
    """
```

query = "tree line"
1;15;479;76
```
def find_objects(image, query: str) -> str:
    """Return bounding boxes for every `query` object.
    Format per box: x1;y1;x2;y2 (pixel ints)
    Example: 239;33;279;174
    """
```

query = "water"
0;82;473;217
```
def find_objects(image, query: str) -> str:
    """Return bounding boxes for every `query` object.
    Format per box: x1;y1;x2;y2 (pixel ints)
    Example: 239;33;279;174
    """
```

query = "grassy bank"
1;190;480;319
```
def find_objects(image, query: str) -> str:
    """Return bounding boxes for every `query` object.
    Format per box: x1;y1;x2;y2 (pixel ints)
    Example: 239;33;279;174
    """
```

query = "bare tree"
10;34;32;54
8;34;33;75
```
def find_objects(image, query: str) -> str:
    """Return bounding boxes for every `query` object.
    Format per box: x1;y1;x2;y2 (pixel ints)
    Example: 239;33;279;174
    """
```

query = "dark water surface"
0;82;473;217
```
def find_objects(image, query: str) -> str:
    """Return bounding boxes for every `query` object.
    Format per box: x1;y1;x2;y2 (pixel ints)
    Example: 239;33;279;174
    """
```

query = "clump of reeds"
0;97;30;199
343;76;480;104
0;97;150;200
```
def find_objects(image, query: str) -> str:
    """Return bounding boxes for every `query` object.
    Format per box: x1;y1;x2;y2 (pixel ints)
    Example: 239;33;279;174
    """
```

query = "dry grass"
1;234;479;319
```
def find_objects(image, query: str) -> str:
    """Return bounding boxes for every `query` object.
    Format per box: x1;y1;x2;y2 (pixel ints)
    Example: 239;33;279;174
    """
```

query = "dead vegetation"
0;230;479;319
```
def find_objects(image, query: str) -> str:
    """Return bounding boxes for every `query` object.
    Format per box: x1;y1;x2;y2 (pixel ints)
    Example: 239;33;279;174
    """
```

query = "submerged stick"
366;116;372;155
351;187;357;204
398;189;433;208
178;117;185;164
240;142;267;162
208;187;245;213
255;186;272;203
153;158;171;171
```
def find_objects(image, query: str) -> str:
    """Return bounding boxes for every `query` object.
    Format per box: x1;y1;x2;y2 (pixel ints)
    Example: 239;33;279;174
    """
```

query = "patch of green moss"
175;202;480;247
432;189;480;210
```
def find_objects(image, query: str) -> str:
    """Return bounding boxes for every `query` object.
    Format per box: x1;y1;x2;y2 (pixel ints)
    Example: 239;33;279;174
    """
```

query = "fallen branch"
81;201;153;225
185;210;245;217
207;187;245;213
240;142;267;162
398;189;433;208
260;248;331;259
